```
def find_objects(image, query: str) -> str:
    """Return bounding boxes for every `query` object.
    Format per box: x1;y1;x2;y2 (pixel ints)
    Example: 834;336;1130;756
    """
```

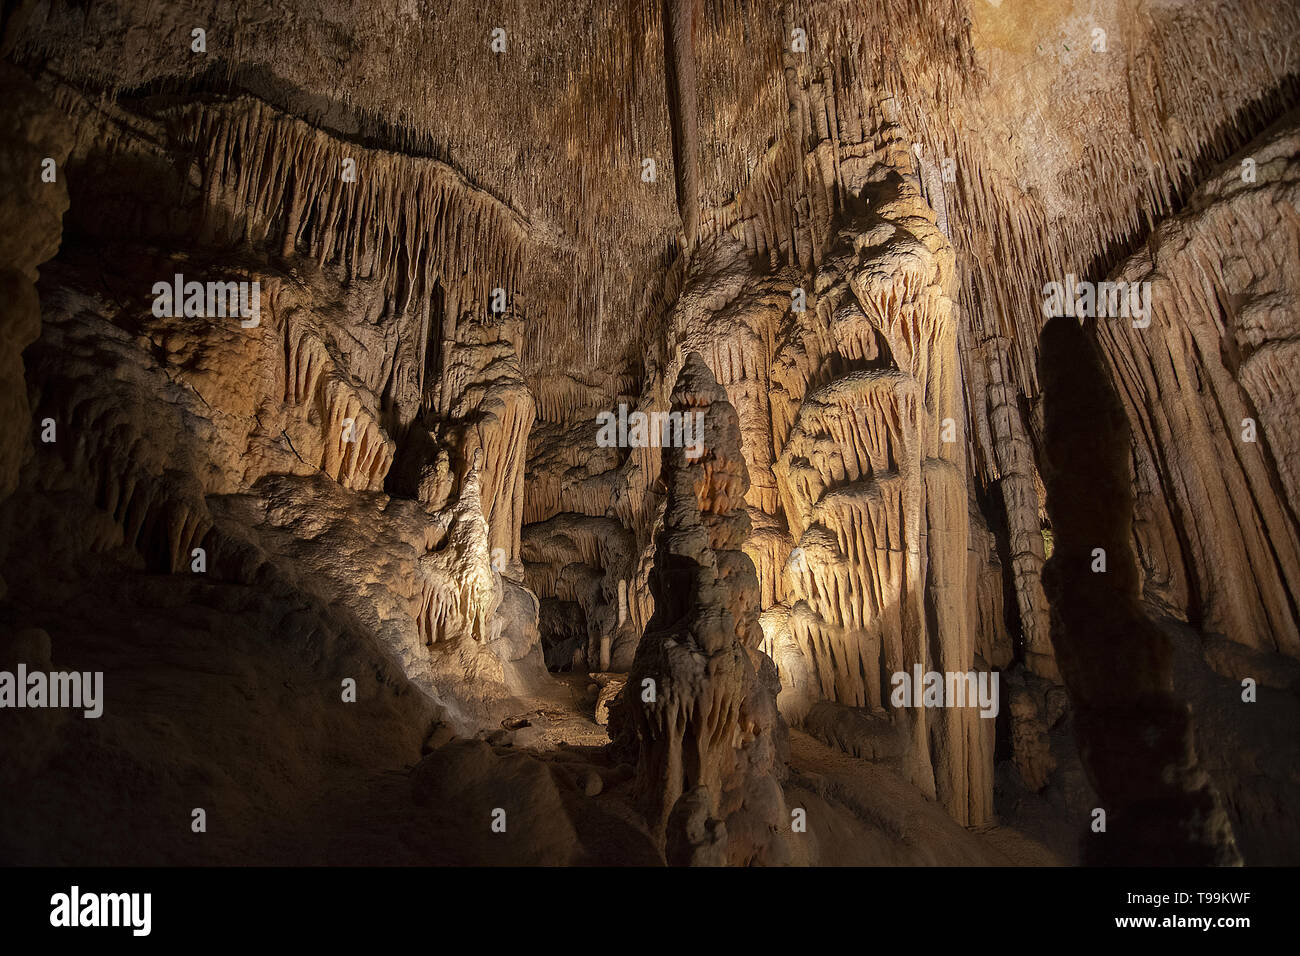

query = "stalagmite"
612;353;789;864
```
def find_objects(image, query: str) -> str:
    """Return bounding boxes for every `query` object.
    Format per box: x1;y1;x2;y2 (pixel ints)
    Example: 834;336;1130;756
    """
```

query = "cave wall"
2;0;1299;863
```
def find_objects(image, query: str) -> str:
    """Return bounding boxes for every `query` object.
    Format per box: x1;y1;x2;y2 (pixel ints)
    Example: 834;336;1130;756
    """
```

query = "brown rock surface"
1040;314;1241;866
613;352;791;865
1;0;1298;868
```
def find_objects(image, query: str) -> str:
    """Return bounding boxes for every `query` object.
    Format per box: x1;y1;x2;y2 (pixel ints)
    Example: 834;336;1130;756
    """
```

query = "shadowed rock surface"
1040;314;1240;866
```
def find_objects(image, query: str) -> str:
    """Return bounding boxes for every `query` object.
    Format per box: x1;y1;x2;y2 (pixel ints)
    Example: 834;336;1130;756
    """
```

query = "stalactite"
1089;118;1300;656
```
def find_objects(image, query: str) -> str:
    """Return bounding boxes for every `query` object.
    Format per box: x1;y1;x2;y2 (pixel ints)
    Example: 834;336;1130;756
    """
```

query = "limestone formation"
1090;116;1300;656
0;64;70;520
1040;314;1240;866
613;353;790;865
2;0;1299;870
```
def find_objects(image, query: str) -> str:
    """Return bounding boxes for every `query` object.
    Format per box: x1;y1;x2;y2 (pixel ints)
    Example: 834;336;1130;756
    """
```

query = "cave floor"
492;671;1064;866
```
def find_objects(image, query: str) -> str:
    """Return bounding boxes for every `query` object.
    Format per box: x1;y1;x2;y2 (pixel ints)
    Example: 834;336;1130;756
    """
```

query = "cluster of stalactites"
174;98;532;336
938;0;1300;480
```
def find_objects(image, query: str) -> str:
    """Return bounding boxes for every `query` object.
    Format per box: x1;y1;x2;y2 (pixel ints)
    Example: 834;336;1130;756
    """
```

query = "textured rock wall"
1040;315;1241;866
626;83;998;825
16;80;551;728
4;0;1300;863
1092;116;1300;656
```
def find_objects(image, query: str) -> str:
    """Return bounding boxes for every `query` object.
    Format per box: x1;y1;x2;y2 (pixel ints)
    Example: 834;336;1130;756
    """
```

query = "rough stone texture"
2;0;1299;867
592;674;626;727
1040;314;1241;866
613;353;790;865
1092;115;1300;655
0;64;70;521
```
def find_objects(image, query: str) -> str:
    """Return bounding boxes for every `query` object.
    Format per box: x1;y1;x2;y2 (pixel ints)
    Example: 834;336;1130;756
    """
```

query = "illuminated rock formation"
522;512;640;671
3;0;1300;868
1076;117;1300;860
1090;117;1300;656
766;178;994;823
614;353;790;865
16;90;548;725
